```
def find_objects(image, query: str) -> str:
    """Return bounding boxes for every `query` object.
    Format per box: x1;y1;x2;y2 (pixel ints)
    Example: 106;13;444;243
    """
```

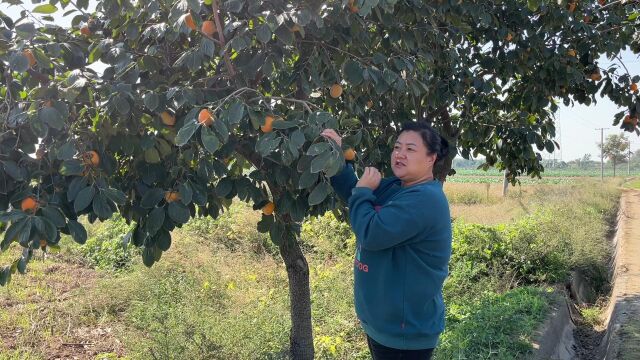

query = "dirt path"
598;188;640;358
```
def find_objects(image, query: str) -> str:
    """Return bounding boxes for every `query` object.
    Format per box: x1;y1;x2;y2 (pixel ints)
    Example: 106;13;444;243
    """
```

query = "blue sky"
3;2;639;161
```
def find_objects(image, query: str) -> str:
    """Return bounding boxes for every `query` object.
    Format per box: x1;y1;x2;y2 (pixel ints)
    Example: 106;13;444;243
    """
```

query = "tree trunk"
434;153;453;182
613;161;616;177
502;169;509;197
232;142;314;359
279;239;314;360
433;108;458;182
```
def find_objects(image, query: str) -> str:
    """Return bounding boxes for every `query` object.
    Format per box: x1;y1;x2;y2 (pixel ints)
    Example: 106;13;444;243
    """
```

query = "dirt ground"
0;261;126;359
603;189;640;359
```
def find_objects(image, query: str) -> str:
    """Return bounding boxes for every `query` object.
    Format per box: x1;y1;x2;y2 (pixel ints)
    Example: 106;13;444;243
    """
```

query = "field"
449;168;640;185
0;175;624;359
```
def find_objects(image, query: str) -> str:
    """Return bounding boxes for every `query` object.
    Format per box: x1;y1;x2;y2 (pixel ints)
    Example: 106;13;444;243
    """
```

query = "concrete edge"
530;291;576;360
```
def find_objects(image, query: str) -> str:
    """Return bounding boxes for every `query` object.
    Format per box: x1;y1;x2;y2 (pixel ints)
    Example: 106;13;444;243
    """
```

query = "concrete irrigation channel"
532;188;640;360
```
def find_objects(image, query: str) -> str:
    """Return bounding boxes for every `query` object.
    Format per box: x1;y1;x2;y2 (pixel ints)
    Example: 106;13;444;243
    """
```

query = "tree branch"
211;0;236;77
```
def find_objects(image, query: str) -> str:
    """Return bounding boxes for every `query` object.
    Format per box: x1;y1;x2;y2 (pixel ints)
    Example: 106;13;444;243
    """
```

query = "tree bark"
433;108;458;182
279;239;314;360
502;169;509;197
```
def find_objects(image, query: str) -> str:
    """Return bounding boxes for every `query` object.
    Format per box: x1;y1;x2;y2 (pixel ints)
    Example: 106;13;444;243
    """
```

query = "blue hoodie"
330;163;452;350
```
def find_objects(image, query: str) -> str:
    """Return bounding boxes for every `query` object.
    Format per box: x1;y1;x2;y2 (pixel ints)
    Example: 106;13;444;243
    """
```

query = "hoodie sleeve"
348;187;427;251
330;163;358;203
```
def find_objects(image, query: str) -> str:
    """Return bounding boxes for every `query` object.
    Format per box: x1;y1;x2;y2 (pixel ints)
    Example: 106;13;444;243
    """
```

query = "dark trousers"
366;335;434;360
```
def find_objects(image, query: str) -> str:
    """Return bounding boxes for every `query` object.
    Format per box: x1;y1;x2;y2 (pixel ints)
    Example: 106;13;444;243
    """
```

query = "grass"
624;177;640;189
436;287;551;359
0;178;621;359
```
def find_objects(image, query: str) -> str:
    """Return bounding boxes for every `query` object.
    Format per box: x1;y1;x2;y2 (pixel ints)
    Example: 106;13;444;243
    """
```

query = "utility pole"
596;128;608;181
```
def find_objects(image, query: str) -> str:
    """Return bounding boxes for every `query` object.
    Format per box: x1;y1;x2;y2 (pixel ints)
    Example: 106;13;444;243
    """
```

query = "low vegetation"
0;178;622;359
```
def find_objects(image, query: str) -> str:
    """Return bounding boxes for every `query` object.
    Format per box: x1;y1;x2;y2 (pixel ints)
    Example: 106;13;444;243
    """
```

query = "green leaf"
39;106;65;130
156;230;172;251
0;210;27;223
178;183;193;205
310;151;333;173
56;141;77;160
16;257;27;275
325;150;343;177
146;207;165;236
142;246;155;267
255;133;281;156
227;101;245;124
298;169;318;189
257;214;274;233
41;206;66;228
9;53;29;72
0;266;11;286
38;216;57;242
60;159;84;176
67;176;88;202
32;4;58;14
175;120;199;146
256;24;272;44
18;217;32;247
74;186;95;213
143;92;160;111
174;49;203;71
2;161;23;181
216;178;233;198
274;25;294;46
527;0;540;11
269;221;285;245
213;119;229;142
102;188;126;205
291;130;306;149
141;188;165;209
115;95;131;115
167;202;190;224
272;120;297;129
343;60;364;86
15;22;36;40
358;0;379;16
144;148;161;164
3;218;29;247
200;37;216;57
92;193;113;220
201;126;220;154
67;220;87;245
308;182;331;206
229;35;251;52
545;140;555;153
306;142;330;156
223;0;244;13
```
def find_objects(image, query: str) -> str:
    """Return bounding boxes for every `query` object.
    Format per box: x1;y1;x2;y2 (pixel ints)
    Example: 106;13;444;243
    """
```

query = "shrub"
61;215;138;271
301;212;355;259
183;202;278;257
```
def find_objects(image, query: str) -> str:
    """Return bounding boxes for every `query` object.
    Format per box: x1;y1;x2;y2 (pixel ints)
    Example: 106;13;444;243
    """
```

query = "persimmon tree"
1;0;639;358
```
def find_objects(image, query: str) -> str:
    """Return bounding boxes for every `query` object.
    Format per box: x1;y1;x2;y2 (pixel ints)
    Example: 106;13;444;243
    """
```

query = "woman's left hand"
356;167;381;190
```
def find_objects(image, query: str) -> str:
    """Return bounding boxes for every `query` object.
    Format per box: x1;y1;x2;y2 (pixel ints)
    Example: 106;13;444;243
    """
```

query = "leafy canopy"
0;0;639;283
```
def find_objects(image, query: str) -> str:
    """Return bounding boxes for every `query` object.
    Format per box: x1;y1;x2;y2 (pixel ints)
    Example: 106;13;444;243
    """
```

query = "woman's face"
391;131;436;183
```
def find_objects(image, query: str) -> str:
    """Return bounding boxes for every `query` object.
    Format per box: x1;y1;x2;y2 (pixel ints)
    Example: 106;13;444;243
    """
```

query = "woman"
321;122;452;360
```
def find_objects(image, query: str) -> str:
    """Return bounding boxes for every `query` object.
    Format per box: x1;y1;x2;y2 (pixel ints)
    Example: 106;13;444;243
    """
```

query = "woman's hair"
399;122;450;160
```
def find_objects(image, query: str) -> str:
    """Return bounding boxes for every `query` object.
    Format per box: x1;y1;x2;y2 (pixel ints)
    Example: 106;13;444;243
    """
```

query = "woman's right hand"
320;129;342;147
